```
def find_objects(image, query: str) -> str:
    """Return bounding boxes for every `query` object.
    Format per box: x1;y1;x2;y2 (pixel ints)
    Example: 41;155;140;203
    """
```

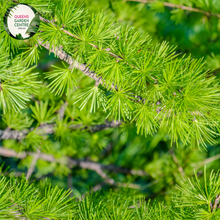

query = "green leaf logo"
15;33;24;40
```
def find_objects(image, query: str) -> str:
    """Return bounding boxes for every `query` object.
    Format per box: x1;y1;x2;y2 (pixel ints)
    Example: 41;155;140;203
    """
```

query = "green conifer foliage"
0;168;218;219
1;0;220;149
0;0;219;219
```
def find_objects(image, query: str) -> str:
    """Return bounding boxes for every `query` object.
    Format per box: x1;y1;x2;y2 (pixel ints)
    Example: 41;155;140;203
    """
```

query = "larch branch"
38;40;116;90
0;147;148;177
125;0;220;18
0;120;121;140
39;16;156;84
39;16;123;60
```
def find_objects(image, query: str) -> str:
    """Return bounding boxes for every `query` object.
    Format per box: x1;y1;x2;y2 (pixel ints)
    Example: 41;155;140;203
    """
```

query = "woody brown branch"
125;0;220;18
0;120;121;140
58;102;68;120
212;195;220;212
0;147;148;177
38;40;117;90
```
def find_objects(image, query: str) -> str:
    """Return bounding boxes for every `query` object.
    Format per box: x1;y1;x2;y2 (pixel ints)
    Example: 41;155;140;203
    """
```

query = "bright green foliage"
2;110;33;130
74;85;107;112
21;45;41;67
0;49;40;112
173;167;220;219
81;0;220;73
30;101;58;125
124;0;220;71
0;168;219;219
0;0;220;219
0;174;75;219
1;0;220;148
45;62;78;96
175;168;220;208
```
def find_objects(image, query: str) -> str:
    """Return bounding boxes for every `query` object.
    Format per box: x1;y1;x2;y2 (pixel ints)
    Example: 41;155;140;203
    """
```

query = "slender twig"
125;0;220;18
192;154;220;169
91;165;116;186
212;195;220;212
80;182;106;200
39;16;123;60
58;102;68;120
90;183;105;193
38;40;116;90
90;120;121;132
0;147;148;177
26;149;40;180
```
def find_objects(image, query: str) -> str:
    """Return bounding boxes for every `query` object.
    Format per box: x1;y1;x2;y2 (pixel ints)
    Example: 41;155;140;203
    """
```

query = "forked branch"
0;147;148;177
